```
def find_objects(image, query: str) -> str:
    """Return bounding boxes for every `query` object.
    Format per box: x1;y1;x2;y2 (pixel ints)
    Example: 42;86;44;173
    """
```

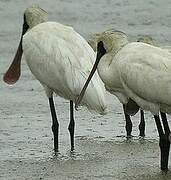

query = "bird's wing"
53;24;107;113
23;22;107;113
117;43;171;112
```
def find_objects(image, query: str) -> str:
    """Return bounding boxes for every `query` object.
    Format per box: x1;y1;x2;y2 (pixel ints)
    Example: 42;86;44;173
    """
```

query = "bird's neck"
97;53;113;81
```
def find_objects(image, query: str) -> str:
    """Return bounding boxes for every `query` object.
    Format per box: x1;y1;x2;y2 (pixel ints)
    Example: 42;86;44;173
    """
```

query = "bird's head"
24;5;48;29
88;29;128;54
3;5;48;85
97;29;128;54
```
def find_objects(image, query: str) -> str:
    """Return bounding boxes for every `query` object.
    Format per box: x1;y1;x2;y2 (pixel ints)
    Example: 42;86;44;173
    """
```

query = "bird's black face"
22;14;29;36
96;41;107;60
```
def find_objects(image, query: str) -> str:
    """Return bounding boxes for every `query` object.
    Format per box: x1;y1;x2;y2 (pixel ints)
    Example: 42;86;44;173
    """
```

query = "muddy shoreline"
1;0;171;179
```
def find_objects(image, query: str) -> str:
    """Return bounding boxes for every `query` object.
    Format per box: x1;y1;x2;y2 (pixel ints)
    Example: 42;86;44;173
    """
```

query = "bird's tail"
73;70;107;115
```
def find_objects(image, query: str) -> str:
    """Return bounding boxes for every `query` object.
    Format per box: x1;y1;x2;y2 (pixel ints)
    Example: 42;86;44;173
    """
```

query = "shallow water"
1;0;171;179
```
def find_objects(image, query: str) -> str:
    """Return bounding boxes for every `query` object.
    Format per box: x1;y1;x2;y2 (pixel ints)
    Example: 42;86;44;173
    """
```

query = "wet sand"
1;0;171;179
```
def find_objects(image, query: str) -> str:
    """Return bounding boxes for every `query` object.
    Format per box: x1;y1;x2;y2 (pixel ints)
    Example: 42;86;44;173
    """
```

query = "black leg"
123;104;132;137
154;114;170;171
160;112;170;171
49;97;59;152
154;115;164;137
68;100;75;151
139;110;145;137
160;112;170;135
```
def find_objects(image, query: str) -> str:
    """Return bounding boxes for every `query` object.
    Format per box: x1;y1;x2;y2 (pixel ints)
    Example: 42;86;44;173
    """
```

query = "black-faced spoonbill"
76;32;171;171
3;6;107;152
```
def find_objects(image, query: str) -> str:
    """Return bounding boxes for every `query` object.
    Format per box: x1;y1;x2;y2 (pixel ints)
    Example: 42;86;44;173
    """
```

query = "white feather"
22;22;107;114
116;42;171;115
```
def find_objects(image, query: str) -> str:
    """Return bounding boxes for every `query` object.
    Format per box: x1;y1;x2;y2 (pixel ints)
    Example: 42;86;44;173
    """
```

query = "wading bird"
76;32;171;171
3;6;107;152
88;30;147;138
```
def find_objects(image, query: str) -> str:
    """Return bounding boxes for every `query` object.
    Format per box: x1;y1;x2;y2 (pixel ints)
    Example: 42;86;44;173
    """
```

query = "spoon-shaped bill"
3;15;29;85
3;39;23;84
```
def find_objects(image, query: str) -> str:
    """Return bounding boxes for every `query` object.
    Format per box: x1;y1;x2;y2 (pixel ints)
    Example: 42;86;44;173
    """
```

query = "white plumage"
76;31;171;170
114;41;171;171
23;22;106;113
116;42;171;115
87;30;171;115
87;30;130;107
3;6;106;151
87;30;145;137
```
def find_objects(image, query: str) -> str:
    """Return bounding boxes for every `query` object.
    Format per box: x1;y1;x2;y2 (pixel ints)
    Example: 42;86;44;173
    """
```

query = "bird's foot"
126;135;133;140
139;133;145;138
53;149;60;157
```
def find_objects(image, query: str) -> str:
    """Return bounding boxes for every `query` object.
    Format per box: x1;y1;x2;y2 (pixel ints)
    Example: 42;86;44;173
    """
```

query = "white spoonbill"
3;6;107;151
76;32;171;171
87;30;146;137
